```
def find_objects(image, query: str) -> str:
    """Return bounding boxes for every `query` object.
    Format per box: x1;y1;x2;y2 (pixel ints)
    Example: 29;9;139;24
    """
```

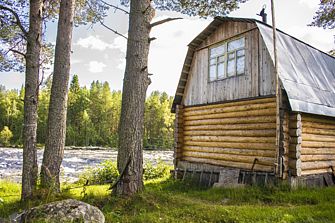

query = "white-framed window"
209;36;245;81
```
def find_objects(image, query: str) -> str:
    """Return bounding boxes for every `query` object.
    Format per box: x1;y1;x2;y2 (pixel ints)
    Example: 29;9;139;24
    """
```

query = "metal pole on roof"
271;0;282;178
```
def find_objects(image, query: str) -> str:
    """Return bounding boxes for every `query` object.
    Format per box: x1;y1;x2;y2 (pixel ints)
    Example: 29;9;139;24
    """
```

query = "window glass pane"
218;55;224;63
227;60;235;77
236;56;245;75
228;52;235;60
228;37;245;51
217;62;225;79
237;49;245;57
209;65;216;81
210;58;216;65
210;45;225;57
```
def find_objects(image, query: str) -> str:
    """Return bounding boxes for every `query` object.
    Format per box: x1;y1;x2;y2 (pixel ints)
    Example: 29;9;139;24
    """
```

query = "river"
0;147;173;183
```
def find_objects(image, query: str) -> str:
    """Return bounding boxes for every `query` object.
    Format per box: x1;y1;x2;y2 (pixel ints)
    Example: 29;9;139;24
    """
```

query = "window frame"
208;36;246;82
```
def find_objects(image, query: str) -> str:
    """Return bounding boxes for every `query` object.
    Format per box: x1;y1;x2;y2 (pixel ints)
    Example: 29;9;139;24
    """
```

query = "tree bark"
40;0;75;192
115;0;154;196
21;0;43;201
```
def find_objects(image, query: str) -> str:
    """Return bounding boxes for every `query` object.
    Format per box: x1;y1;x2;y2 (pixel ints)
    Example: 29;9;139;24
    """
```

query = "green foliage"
78;160;119;185
144;91;174;149
120;0;248;18
0;75;174;149
2;179;335;222
311;0;335;29
0;126;13;146
79;160;172;185
143;160;172;181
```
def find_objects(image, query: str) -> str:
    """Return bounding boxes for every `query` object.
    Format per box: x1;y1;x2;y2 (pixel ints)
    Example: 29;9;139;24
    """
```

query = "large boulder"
18;199;105;223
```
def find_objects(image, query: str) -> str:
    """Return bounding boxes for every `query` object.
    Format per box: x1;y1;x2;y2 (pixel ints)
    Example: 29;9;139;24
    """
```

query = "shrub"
143;160;171;181
78;160;119;185
0;126;13;146
79;160;172;185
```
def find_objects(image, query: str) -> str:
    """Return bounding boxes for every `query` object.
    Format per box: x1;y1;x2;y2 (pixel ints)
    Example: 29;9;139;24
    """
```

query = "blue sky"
0;0;333;96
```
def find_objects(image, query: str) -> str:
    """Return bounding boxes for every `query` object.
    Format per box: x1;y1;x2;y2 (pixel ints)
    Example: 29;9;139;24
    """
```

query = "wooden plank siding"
300;114;335;176
180;97;277;172
182;21;275;107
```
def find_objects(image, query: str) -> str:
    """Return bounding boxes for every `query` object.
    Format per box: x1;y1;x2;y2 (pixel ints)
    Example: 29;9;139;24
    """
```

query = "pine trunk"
40;0;75;192
21;0;43;201
115;0;154;196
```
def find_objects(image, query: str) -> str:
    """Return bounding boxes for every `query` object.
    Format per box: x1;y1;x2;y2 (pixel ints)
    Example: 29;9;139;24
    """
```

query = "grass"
1;178;335;222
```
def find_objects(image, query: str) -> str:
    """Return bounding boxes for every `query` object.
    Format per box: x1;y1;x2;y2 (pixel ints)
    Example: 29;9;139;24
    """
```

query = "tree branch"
87;2;127;40
0;5;28;36
9;49;26;58
99;21;128;39
100;0;129;14
150;17;183;28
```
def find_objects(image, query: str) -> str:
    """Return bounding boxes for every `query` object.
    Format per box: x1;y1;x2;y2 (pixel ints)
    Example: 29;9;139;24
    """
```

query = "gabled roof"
171;17;335;117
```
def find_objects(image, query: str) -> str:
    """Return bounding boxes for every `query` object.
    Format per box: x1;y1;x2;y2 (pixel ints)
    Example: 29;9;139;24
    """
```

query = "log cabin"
171;17;335;187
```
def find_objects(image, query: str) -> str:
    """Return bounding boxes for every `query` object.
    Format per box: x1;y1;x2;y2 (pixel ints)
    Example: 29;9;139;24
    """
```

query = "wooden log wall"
288;113;302;176
174;105;184;167
300;114;335;176
181;97;277;172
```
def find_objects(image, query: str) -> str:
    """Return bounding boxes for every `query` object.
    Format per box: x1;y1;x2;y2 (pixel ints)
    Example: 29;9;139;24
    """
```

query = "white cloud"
110;35;127;70
88;61;106;73
111;35;127;54
76;35;113;51
299;0;319;9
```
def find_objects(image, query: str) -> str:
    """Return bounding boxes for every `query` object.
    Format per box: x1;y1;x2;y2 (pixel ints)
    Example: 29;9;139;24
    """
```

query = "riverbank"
0;148;173;183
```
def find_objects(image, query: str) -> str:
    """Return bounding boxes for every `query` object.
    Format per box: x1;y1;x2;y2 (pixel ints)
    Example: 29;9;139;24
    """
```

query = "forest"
0;75;174;149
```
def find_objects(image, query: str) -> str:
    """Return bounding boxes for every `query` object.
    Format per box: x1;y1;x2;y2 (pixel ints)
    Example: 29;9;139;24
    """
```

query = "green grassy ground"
1;178;334;223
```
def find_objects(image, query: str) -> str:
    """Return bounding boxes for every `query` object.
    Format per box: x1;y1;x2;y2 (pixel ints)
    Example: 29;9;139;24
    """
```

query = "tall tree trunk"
40;0;75;192
115;0;154;196
21;0;43;201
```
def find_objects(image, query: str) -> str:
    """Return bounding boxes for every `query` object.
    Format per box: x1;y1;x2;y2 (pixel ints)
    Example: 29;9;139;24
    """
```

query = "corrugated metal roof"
257;22;335;117
171;17;335;117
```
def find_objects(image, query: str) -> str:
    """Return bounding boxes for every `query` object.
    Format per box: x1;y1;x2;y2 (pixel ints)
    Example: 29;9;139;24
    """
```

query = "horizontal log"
288;150;301;159
303;115;335;125
302;141;335;148
289;144;301;152
184;135;275;143
302;133;335;142
182;151;275;166
302;127;335;136
290;113;302;121
301;168;333;176
182;156;274;172
183;123;276;131
302;121;335;130
301;160;335;170
289;129;302;137
183;108;276;121
288;159;301;170
184;97;276;112
183;129;276;137
183;146;275;157
301;154;335;162
290;136;302;144
183;141;276;150
183;102;276;117
290;168;302;176
289;120;302;129
301;147;335;155
184;115;275;126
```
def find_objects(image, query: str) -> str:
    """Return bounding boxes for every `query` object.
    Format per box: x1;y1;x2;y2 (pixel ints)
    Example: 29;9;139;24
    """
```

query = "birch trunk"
115;0;154;196
40;0;75;192
21;0;43;201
